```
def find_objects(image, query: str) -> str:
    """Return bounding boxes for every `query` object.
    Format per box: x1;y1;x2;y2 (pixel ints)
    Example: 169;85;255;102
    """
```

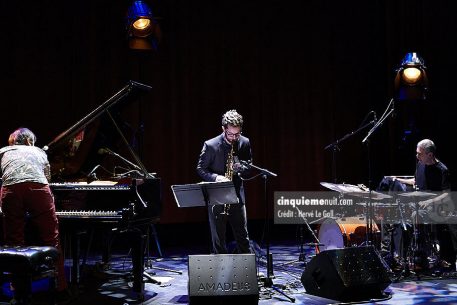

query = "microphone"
87;164;100;178
239;160;251;169
233;156;249;173
87;164;100;183
98;148;113;155
240;160;277;177
240;160;249;166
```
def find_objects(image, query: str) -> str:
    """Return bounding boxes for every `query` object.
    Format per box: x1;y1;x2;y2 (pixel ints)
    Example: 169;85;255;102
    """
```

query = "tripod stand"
241;161;295;303
283;218;323;267
297;225;307;262
143;224;183;284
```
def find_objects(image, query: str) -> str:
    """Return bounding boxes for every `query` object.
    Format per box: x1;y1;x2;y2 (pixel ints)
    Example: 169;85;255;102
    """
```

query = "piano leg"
71;230;86;284
127;227;146;298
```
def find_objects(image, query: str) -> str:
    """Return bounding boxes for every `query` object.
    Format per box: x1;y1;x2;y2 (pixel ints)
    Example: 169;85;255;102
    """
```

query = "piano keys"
56;210;121;219
50;181;132;191
50;178;161;224
52;182;126;220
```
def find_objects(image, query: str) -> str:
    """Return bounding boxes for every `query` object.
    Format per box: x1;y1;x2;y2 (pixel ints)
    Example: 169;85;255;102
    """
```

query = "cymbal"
397;191;437;198
355;202;394;207
320;182;362;193
384;175;414;179
349;191;392;200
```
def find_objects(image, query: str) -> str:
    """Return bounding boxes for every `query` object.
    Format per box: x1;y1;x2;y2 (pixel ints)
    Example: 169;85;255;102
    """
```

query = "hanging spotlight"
126;1;161;50
394;52;428;101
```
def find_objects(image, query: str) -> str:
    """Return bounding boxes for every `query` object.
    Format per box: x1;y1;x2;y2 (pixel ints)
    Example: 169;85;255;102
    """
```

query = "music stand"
171;181;239;252
171;183;207;208
172;181;238;207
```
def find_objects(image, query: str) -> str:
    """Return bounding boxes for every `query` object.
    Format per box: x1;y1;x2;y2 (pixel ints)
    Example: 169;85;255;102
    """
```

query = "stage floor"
2;240;457;304
13;241;457;304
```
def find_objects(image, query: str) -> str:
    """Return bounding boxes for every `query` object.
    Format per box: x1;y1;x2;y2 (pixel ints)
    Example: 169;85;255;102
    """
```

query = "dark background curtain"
1;0;455;224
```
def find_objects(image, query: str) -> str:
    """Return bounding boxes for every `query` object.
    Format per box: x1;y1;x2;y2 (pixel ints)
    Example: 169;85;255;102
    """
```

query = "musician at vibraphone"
392;139;454;270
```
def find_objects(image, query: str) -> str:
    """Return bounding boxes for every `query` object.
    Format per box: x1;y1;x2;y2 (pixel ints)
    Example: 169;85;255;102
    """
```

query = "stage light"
126;1;161;50
394;52;428;101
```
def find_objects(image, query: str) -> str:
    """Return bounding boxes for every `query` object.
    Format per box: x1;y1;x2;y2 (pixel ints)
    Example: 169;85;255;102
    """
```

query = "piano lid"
45;80;152;182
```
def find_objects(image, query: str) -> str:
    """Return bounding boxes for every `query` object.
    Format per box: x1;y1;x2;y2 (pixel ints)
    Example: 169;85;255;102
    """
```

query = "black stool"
0;246;58;305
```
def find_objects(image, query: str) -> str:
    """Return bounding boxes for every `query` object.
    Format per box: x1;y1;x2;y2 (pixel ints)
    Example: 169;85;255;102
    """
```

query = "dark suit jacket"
196;133;252;204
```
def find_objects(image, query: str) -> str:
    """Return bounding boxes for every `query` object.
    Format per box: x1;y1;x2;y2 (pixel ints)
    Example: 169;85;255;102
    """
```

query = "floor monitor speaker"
301;246;391;302
188;254;259;305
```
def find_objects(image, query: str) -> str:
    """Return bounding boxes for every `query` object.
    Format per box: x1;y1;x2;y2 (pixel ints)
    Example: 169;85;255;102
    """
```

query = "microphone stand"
104;148;144;173
325;111;378;183
106;110;155;179
241;162;295;303
323;112;377;251
361;99;395;246
362;100;394;144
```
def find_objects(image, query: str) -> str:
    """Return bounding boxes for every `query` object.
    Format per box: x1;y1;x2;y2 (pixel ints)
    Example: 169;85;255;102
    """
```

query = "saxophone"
225;143;235;180
221;143;235;215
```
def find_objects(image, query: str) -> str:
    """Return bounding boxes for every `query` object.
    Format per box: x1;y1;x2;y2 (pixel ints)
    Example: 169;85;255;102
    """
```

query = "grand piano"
45;80;160;298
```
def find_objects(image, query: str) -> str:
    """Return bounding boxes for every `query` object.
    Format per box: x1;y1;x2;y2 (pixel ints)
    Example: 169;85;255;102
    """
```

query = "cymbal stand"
362;141;377;247
397;193;422;280
411;195;421;274
367;187;374;246
395;196;413;279
298;225;306;262
283;216;323;266
397;197;409;236
323;111;380;247
362;100;395;246
288;224;307;264
300;216;323;258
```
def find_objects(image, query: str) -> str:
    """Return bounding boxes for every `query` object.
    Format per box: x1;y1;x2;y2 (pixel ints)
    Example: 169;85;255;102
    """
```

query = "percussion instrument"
317;216;380;251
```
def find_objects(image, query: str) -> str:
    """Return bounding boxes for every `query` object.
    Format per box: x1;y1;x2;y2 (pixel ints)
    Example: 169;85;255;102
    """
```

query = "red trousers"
0;182;67;291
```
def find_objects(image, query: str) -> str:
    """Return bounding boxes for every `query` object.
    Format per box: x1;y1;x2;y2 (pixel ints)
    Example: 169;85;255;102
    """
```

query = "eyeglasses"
225;130;242;138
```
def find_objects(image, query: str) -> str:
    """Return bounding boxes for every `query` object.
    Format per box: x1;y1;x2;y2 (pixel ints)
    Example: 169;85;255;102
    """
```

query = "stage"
2;236;457;305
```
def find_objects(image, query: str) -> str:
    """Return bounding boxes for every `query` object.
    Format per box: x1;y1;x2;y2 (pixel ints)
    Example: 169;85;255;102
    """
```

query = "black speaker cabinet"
301;246;391;302
188;254;259;305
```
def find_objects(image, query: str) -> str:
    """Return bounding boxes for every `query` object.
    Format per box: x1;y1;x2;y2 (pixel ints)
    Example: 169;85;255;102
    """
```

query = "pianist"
0;127;68;295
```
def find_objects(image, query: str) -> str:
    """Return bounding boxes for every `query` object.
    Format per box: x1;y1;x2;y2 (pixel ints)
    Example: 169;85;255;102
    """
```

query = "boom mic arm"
98;148;143;172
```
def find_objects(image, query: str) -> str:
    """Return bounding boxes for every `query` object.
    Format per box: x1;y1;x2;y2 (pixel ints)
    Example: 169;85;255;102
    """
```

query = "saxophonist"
197;109;252;254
